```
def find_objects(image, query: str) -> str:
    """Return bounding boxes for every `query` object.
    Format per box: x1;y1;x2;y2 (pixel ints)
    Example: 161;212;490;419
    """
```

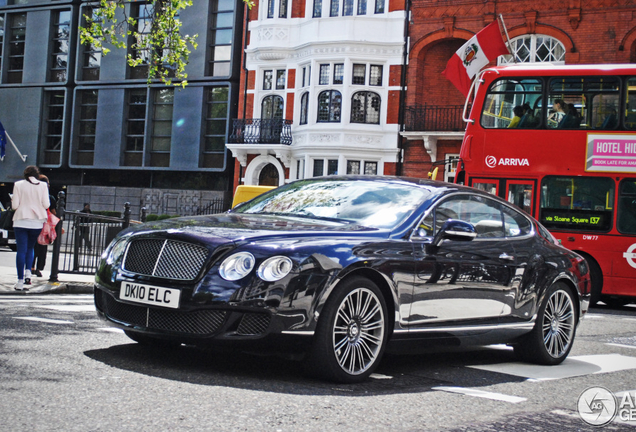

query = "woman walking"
12;166;50;291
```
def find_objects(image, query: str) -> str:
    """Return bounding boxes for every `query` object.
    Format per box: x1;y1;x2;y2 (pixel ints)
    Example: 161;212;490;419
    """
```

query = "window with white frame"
300;92;309;125
374;0;384;13
346;159;377;175
263;69;286;90
317;90;342;122
499;35;565;64
444;154;460;183
301;65;311;87
313;158;339;176
352;63;383;85
351;91;381;124
325;0;373;16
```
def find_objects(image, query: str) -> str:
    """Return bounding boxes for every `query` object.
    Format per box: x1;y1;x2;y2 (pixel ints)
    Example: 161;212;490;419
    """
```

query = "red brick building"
402;0;636;182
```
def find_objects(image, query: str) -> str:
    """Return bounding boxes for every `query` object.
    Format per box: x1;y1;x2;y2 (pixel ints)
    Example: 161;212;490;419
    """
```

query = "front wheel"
514;282;577;365
304;276;388;383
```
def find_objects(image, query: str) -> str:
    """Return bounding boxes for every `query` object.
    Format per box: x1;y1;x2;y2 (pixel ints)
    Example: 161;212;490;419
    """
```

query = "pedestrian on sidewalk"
11;165;50;291
78;202;92;251
31;175;56;278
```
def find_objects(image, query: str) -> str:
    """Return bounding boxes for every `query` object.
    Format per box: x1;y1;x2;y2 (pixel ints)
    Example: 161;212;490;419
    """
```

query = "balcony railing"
404;105;466;132
228;119;293;145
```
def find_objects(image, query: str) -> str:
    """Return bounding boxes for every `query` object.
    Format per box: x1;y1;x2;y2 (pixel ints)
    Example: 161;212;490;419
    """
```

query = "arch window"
499;35;565;65
317;90;342;123
300;92;309;125
351;91;380;124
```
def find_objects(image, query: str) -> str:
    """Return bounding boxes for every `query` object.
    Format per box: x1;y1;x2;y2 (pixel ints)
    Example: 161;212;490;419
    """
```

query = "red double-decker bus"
455;64;636;307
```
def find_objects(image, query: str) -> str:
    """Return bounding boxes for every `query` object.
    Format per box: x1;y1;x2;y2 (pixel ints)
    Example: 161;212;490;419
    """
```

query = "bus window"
626;78;636;130
618;179;636;234
540;176;614;232
506;181;533;214
480;78;542;129
548;76;620;130
472;179;498;196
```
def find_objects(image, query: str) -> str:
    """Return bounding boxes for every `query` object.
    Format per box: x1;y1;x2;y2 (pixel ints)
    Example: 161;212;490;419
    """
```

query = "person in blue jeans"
11;166;50;291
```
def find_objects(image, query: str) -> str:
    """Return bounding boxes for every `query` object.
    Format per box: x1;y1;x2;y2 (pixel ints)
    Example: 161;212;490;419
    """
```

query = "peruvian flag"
442;21;510;97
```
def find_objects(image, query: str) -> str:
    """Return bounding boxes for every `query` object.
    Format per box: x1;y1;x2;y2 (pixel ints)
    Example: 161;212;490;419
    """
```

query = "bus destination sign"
541;209;609;231
586;133;636;172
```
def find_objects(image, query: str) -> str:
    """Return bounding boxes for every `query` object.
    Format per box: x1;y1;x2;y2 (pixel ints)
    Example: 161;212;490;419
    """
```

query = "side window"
502;205;532;237
548;76;619;130
539;176;614;232
618;179;636;234
626;77;636;130
423;195;505;238
481;78;542;129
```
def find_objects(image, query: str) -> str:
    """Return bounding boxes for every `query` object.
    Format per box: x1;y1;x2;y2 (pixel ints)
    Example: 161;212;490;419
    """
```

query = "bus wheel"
587;258;603;306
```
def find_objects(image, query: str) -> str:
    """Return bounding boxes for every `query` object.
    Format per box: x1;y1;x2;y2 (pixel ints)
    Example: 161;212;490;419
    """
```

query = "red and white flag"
442;21;510;97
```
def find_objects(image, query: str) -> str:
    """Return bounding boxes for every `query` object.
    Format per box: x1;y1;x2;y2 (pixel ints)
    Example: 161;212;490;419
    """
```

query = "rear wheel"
514;282;577;365
304;276;388;383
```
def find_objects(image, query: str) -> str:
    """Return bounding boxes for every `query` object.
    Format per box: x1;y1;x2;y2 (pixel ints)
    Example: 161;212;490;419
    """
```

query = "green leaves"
79;0;198;87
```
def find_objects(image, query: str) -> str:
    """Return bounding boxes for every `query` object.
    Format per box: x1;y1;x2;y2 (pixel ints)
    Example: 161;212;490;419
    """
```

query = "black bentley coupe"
94;176;590;383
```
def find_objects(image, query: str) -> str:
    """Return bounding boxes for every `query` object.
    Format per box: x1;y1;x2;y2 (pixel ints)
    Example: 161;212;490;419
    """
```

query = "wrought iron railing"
228;119;293;145
403;105;466;132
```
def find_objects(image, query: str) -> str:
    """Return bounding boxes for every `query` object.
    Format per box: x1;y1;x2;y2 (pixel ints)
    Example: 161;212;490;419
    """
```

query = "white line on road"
14;316;74;324
606;343;636;350
432;386;527;403
38;305;96;312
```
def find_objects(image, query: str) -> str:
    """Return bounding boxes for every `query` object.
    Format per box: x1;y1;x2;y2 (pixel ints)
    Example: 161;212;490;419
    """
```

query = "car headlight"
257;256;293;282
103;237;129;264
219;252;255;281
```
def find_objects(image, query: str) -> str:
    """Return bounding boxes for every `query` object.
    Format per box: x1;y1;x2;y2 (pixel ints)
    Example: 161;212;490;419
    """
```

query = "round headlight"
219;252;255;281
257;256;293;282
104;237;129;264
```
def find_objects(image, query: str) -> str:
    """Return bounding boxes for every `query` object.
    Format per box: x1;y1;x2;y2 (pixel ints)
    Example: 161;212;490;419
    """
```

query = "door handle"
499;253;515;261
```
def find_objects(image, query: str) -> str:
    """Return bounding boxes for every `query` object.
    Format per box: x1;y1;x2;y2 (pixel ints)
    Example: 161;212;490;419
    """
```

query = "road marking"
14;316;74;324
38;305;95;312
97;327;124;333
469;354;636;381
584;314;605;319
432;386;526;403
606;343;636;350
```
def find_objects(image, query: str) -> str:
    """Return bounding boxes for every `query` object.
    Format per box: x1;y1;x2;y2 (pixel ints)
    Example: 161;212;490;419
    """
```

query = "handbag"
38;209;60;245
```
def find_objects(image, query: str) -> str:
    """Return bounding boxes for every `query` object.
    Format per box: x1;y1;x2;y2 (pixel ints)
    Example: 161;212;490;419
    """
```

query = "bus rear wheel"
587;258;603;306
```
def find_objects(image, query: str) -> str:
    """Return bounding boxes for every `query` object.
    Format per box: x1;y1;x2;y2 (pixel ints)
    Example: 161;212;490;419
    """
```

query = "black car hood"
123;212;385;245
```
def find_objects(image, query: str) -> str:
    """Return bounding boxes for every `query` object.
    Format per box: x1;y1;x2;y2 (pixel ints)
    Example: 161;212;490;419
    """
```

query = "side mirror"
432;220;477;247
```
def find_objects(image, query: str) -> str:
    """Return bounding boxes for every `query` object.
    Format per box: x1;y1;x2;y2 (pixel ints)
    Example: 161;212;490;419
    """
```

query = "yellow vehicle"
231;185;276;208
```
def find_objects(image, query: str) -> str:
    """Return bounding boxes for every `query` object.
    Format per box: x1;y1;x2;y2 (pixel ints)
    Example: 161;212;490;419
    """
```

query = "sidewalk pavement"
0;250;95;295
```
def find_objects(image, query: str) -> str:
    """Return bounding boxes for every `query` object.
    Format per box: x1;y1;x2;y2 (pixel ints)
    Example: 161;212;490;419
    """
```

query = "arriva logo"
485;155;530;168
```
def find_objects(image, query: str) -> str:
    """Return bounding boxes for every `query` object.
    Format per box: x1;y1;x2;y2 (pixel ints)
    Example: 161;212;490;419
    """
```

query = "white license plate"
120;282;181;309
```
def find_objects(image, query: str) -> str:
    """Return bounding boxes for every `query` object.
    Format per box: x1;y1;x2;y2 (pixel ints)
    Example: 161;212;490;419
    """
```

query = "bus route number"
582;235;599;241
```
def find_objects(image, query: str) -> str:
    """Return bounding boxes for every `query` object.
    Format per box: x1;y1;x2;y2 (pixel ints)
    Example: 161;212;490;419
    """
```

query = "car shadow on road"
83;343;526;396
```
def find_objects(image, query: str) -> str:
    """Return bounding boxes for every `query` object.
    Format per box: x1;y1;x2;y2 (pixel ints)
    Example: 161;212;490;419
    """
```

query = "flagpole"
498;14;516;64
5;131;27;162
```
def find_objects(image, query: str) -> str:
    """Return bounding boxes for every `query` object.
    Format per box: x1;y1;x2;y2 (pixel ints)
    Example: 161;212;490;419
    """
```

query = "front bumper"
94;285;313;348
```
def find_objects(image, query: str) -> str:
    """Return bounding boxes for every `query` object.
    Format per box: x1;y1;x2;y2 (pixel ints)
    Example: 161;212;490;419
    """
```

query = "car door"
408;193;518;328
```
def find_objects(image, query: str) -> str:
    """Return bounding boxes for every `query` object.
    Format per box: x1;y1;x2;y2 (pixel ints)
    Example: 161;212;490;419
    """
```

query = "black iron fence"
403;105;466;132
50;192;131;278
228;118;293;145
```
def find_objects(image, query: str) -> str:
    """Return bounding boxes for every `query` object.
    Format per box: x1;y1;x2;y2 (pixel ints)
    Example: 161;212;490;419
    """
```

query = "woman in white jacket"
12;165;50;291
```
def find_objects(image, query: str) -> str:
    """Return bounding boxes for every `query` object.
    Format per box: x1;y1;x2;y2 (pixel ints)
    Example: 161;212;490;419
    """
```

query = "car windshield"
233;179;431;229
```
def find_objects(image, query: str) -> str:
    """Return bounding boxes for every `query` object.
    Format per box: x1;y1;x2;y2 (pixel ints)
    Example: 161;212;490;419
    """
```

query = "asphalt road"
0;294;635;431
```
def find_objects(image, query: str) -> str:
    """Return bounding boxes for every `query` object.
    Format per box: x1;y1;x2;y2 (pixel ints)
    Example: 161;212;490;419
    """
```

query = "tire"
304;276;389;383
514;282;577;365
587;258;603;306
124;330;181;349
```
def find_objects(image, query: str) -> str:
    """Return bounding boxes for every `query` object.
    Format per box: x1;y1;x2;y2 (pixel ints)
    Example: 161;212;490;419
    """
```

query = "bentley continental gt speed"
94;176;590;383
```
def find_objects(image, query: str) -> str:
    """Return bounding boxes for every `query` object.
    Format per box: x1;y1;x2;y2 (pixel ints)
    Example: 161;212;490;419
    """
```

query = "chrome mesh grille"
237;313;271;335
99;291;226;335
123;239;208;281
